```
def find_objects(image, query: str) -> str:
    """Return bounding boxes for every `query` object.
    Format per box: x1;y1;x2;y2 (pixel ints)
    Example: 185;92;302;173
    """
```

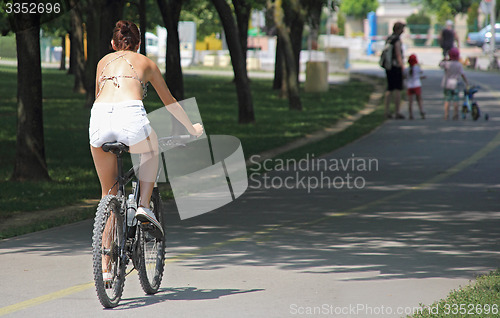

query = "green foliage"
436;2;454;25
406;11;431;45
466;1;479;33
337;10;345;35
406;11;431;26
123;0;163;33
420;0;477;15
339;0;378;19
181;0;221;40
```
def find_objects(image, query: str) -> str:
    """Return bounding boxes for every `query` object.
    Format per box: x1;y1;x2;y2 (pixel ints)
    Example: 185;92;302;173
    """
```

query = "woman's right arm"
148;62;203;136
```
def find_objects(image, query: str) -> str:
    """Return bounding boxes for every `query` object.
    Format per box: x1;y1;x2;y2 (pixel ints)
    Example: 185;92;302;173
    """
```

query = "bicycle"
91;135;192;308
462;85;488;121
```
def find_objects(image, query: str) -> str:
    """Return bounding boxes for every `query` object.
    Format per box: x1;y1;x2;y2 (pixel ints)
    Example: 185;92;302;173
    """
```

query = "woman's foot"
395;113;405;119
135;206;164;239
420;112;426;119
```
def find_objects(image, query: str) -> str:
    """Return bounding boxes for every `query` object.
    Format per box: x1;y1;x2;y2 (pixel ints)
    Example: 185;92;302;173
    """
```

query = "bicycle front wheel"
92;195;126;308
137;188;166;294
471;103;480;121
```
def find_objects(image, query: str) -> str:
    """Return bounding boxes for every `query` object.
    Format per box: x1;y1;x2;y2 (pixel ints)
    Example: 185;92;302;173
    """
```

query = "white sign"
480;0;493;14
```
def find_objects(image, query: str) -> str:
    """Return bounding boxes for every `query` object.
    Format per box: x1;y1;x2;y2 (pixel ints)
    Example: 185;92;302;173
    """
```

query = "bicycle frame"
104;135;192;252
463;87;479;112
102;145;141;269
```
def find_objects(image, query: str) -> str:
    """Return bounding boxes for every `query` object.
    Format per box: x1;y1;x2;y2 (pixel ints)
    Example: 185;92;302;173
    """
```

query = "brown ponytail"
112;20;141;51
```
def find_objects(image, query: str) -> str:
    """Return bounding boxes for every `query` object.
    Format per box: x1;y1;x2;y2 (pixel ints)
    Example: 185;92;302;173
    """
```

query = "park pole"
489;0;498;69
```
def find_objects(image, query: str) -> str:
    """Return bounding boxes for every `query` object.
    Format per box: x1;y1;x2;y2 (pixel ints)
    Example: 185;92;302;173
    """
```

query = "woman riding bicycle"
89;20;203;238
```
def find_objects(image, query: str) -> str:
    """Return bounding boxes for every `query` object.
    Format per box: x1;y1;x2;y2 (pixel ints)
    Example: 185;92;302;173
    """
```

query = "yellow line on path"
0;283;93;316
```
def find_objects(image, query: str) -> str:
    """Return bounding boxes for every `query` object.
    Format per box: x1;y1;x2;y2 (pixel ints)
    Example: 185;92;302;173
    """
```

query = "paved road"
1;63;500;318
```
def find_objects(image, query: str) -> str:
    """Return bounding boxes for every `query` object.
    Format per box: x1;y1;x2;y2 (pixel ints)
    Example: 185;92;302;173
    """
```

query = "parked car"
467;24;500;51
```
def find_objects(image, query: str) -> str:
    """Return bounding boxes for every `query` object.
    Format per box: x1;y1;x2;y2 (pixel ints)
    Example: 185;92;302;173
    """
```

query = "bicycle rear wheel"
92;195;126;308
137;187;166;294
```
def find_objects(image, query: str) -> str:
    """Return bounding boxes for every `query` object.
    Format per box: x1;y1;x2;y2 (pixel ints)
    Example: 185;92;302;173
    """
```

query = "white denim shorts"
89;100;152;148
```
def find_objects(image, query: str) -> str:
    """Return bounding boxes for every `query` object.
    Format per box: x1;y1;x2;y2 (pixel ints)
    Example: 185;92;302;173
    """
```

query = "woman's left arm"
147;61;203;136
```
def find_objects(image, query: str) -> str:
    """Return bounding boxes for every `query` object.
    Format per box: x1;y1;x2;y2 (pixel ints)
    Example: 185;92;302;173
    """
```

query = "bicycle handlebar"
158;134;198;151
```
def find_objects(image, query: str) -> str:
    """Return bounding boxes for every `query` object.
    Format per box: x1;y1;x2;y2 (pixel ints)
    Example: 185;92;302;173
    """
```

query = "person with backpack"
382;22;406;119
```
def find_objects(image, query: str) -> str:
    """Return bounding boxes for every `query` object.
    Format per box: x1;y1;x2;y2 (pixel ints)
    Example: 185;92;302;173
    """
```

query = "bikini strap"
98;53;128;79
119;55;142;84
96;52;147;98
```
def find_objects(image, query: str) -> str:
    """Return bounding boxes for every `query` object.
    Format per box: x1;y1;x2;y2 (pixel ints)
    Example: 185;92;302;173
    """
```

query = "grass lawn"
0;64;375;220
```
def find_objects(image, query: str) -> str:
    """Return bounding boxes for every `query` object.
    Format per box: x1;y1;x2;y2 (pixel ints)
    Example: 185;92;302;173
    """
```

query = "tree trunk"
212;0;255;123
139;0;147;55
84;0;125;108
306;0;323;51
99;0;125;58
69;0;86;93
273;34;283;90
157;0;184;100
289;16;303;86
11;13;50;181
68;32;74;74
232;0;251;76
157;0;186;134
271;0;301;110
284;0;304;87
59;35;66;70
84;2;99;108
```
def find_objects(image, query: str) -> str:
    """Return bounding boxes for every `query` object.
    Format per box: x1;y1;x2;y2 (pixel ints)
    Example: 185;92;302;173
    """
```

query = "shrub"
406;11;431;46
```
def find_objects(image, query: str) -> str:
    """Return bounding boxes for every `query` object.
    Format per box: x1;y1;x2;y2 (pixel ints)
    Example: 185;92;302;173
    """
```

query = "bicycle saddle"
102;142;129;153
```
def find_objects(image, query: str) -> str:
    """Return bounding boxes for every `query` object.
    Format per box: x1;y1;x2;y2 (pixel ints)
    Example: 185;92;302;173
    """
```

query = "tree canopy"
339;0;378;19
420;0;478;15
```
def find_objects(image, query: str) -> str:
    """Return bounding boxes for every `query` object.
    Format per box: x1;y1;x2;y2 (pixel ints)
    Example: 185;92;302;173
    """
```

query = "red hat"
448;47;460;60
408;54;418;66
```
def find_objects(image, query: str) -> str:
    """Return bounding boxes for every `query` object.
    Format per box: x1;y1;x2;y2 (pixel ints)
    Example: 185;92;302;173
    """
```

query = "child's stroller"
462;85;488;121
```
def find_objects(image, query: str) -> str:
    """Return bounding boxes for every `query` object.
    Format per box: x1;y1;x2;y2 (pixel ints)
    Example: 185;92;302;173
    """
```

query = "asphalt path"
1;63;500;318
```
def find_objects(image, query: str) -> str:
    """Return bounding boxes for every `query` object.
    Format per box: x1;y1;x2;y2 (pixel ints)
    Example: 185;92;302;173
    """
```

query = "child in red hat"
404;54;426;119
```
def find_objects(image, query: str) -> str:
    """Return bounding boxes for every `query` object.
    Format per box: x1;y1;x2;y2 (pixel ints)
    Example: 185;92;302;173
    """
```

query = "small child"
439;47;468;120
404;54;426;119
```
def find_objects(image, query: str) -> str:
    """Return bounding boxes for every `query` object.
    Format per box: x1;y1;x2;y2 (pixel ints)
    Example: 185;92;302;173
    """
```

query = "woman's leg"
394;89;403;117
91;146;118;197
384;90;392;117
408;94;414;119
416;94;424;114
129;130;159;209
91;145;119;275
453;100;459;119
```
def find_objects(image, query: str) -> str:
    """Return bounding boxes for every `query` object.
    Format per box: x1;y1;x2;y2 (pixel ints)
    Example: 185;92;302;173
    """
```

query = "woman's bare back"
95;51;152;103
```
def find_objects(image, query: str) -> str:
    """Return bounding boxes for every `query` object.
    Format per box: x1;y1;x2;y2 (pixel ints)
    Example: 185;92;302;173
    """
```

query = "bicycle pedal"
139;221;153;229
139;222;164;240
